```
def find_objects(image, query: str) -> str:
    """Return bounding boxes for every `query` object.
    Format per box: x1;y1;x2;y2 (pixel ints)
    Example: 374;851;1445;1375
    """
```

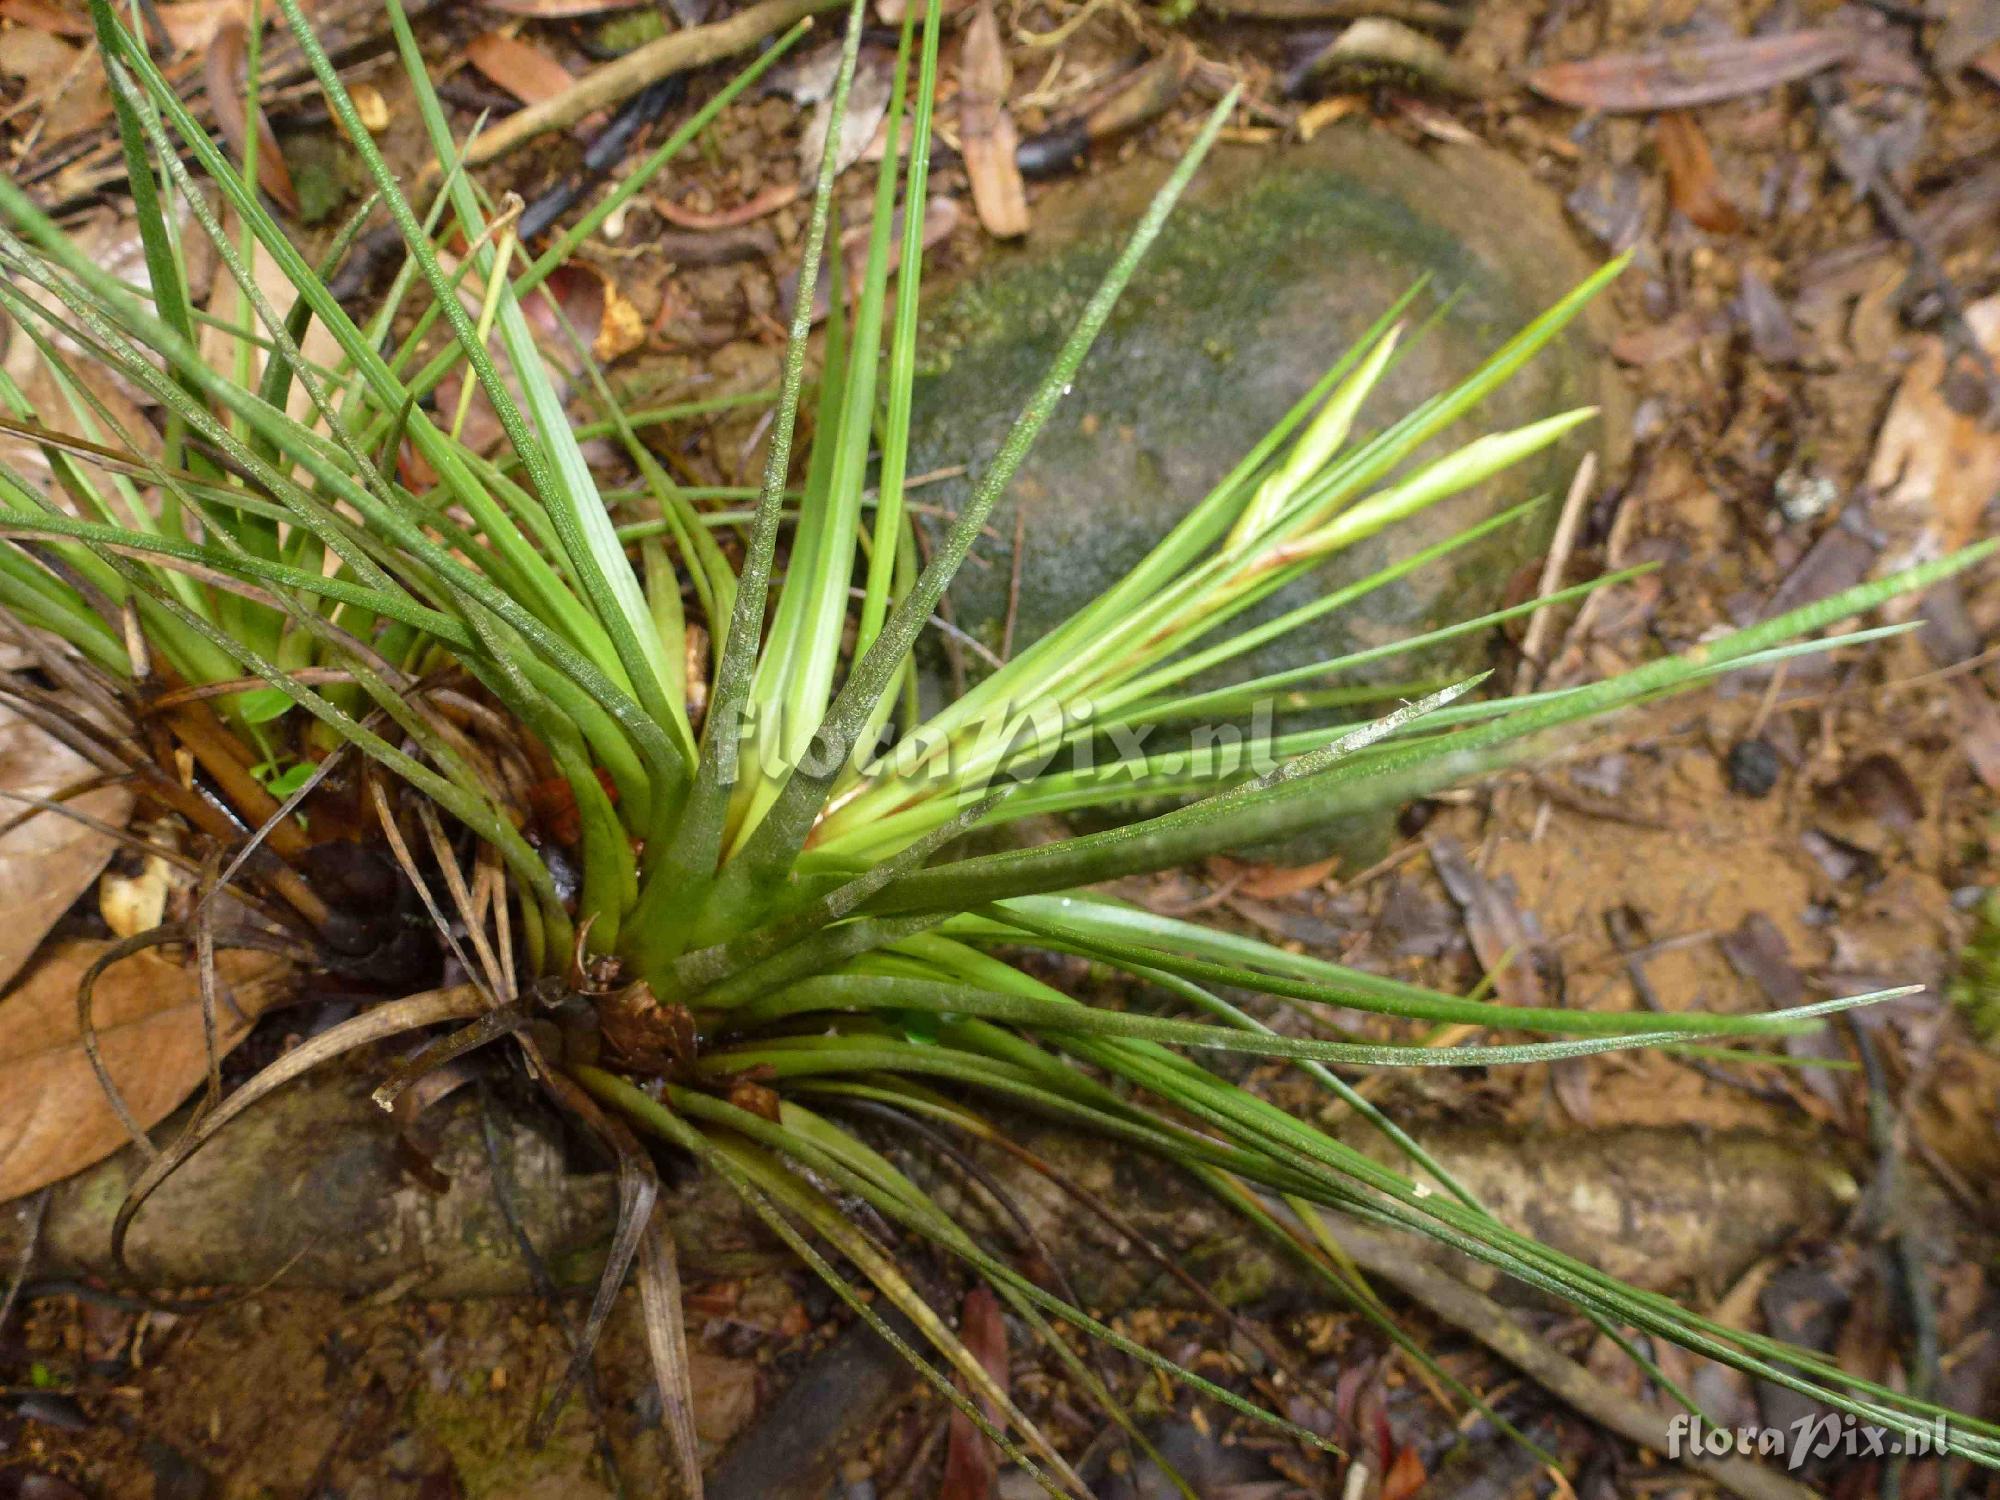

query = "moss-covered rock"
908;124;1625;857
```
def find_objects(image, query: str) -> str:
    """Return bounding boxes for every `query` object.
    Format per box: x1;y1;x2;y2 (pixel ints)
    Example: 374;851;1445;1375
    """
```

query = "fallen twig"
464;0;849;165
519;73;686;240
1516;452;1595;693
1528;30;1850;112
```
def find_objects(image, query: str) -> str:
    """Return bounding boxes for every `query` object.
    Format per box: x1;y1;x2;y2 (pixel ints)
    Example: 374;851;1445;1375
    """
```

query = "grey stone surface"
905;124;1625;858
913;122;1622;687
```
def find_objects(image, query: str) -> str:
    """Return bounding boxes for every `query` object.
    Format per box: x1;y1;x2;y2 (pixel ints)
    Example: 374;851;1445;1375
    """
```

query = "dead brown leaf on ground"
0;0;90;37
688;1351;759;1448
1426;834;1550;1008
156;0;249;54
207;20;299;216
959;2;1029;238
0;940;294;1201
938;1285;1008;1500
653;178;799;230
466;29;579;109
1527;30;1850;112
1209;854;1338;900
1957;683;2000;792
0;704;132;994
1655;110;1740;233
0;25;107;142
796;40;894;186
1867;294;2000;577
877;0;974;18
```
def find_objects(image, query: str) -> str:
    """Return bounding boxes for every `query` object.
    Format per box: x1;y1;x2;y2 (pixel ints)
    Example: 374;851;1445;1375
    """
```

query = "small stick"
1516;451;1594;694
518;73;685;242
464;0;848;166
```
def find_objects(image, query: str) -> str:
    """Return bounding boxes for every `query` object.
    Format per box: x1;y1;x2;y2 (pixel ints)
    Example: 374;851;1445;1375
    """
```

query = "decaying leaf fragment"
207;20;300;216
1655;110;1741;233
465;29;579;109
0;940;293;1201
960;2;1029;238
1867;294;2000;578
0;704;133;995
1528;30;1850;112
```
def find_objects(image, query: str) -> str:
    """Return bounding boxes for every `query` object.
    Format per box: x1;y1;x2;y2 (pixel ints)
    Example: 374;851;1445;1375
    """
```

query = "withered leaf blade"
465;29;578;108
938;1285;1009;1500
1655;110;1741;233
0;0;93;37
960;1;1029;238
206;20;299;215
0;941;293;1201
796;46;894;186
1528;30;1851;113
1958;682;2000;792
0;26;108;141
0;704;133;994
1426;833;1553;1009
1867;294;2000;578
157;0;249;55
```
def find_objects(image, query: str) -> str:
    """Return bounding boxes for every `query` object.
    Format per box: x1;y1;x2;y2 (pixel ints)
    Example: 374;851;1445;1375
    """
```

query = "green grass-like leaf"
3;3;1997;1488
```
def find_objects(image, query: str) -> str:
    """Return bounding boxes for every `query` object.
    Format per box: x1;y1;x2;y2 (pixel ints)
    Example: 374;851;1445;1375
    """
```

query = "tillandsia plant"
1;0;1997;1488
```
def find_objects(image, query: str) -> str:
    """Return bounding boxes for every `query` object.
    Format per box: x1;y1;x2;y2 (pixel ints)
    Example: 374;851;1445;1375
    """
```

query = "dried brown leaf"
1719;913;1843;1107
206;21;299;216
654;180;801;230
1655;110;1741;233
1079;40;1195;138
1381;1446;1428;1500
0;0;91;37
465;29;577;108
1957;684;2000;792
688;1352;758;1448
1867;294;2000;577
876;0;974;18
1736;266;1802;363
1212;854;1338;900
960;2;1029;238
0;27;106;141
1609;311;1710;366
0;940;293;1201
797;47;894;186
939;1285;1009;1500
1427;834;1550;1008
0;706;132;994
156;0;247;53
636;1210;706;1496
1528;30;1850;113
